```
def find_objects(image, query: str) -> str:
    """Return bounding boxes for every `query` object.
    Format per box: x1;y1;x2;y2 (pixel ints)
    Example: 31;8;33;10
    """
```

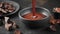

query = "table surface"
0;0;60;34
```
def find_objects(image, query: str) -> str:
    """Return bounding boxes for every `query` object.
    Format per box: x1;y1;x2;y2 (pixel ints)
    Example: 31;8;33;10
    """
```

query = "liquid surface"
23;13;46;20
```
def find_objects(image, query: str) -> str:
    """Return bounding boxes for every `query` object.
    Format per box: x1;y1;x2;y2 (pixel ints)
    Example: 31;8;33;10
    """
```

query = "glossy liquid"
23;13;46;20
23;0;46;20
32;0;37;18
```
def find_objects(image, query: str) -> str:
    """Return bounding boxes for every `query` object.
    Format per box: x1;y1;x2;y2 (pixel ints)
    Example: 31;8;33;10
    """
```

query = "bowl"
19;7;51;29
0;0;20;16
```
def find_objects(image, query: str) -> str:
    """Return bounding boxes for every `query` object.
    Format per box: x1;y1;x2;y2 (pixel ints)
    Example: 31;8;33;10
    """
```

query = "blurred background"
11;0;60;11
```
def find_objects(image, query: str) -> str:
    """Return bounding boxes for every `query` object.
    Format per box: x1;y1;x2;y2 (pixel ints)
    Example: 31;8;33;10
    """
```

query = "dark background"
0;0;60;34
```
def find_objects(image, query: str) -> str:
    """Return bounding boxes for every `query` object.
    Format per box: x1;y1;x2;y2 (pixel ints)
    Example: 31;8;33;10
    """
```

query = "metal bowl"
19;7;51;29
0;0;20;16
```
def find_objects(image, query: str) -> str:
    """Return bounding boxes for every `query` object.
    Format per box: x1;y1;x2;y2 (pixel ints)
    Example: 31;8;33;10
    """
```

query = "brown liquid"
22;0;46;20
32;0;36;16
23;13;46;20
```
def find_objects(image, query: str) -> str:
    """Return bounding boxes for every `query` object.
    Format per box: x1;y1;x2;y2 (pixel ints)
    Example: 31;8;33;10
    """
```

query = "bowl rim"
18;7;51;21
